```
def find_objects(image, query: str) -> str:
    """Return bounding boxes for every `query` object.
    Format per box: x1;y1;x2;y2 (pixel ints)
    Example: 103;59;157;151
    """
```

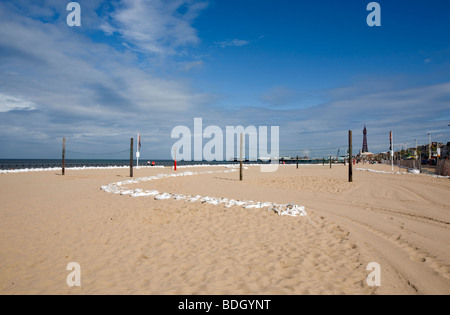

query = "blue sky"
0;0;449;159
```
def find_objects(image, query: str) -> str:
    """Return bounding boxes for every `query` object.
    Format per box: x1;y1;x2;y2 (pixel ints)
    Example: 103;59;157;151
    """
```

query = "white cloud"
0;1;448;159
281;81;450;150
0;93;37;112
0;3;213;153
101;0;208;55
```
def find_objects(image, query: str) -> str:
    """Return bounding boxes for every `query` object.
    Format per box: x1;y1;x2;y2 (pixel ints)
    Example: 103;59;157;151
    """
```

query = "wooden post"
130;138;134;178
330;156;332;169
323;158;325;166
240;133;243;181
349;130;353;182
296;156;299;169
62;137;66;176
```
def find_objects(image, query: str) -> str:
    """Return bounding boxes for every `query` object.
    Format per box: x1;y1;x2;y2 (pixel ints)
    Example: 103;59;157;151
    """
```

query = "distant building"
358;125;373;160
358;150;374;160
362;125;369;153
439;142;449;159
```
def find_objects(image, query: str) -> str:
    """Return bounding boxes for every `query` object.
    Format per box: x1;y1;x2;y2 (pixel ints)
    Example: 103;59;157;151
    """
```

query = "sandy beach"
0;164;449;295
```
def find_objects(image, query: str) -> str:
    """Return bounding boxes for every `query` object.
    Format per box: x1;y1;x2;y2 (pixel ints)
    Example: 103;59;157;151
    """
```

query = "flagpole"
391;131;394;171
136;133;140;169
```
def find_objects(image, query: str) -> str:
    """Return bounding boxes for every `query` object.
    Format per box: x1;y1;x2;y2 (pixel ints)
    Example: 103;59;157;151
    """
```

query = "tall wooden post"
130;138;134;178
330;156;332;169
62;138;66;176
349;130;353;182
296;156;299;169
239;133;243;181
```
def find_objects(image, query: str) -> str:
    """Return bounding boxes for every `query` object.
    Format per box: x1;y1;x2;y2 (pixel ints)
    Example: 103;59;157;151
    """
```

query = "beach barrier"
101;168;308;217
437;160;450;177
0;162;309;173
381;159;421;172
356;167;450;179
0;162;134;171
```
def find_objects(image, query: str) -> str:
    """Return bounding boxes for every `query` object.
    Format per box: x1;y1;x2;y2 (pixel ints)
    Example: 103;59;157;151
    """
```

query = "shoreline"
0;162;332;174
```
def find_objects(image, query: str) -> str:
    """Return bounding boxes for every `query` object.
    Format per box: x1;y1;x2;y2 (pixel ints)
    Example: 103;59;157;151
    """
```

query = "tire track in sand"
308;198;450;295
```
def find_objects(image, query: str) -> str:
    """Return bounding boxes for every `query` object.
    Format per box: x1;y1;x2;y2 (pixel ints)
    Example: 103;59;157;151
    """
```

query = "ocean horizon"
0;158;322;170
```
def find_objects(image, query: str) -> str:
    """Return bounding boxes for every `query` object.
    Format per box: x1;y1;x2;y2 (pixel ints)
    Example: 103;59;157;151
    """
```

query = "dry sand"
0;163;449;295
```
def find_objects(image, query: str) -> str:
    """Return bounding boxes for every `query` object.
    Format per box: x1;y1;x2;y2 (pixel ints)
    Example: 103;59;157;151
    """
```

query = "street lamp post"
415;139;418;160
428;133;431;160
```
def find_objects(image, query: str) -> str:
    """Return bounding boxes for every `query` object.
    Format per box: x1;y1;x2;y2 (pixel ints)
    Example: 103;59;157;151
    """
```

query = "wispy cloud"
0;2;212;157
216;39;250;48
181;60;204;72
0;93;38;112
272;80;450;153
100;0;208;55
0;1;449;159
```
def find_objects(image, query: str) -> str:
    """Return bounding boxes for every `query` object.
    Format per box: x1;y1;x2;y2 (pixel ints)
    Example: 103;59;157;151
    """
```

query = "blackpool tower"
362;125;368;153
